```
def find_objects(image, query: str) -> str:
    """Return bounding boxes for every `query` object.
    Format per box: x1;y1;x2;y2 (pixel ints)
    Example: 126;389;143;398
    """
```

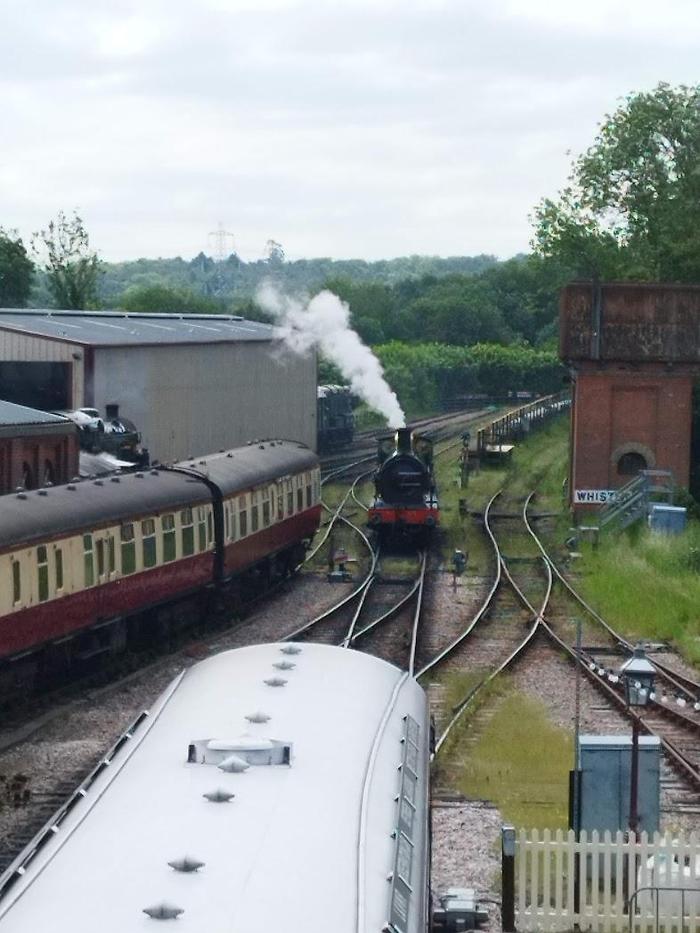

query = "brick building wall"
560;282;700;514
569;364;694;502
0;414;80;495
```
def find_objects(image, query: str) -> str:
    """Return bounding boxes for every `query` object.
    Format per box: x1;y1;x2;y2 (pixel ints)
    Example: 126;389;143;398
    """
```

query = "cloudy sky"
1;0;698;262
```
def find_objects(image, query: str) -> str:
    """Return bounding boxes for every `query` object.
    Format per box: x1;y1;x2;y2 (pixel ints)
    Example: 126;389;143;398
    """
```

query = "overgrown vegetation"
455;689;573;830
578;526;700;663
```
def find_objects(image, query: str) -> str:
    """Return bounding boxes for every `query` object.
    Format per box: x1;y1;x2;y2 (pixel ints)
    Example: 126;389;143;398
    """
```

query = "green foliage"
456;689;573;829
533;83;700;281
0;229;33;307
578;523;700;664
96;252;499;308
119;283;226;315
317;356;344;385
374;341;565;414
33;211;102;310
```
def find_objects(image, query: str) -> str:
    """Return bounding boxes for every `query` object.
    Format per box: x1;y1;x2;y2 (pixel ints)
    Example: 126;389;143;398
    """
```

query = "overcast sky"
1;0;698;263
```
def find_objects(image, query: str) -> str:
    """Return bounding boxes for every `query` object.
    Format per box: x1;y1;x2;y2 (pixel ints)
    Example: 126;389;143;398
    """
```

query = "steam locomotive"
317;385;355;451
367;427;439;540
58;405;150;472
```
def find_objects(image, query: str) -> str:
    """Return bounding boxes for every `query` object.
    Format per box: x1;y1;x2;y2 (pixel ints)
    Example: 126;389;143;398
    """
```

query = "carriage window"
207;510;213;544
297;486;304;511
107;536;115;573
12;560;21;604
229;499;241;541
121;523;136;574
306;481;312;507
84;534;95;587
224;504;230;541
197;507;207;551
162;513;176;562
251;500;259;532
239;497;248;537
96;539;105;577
262;500;271;527
178;509;193;556
37;545;49;602
142;519;157;568
287;490;294;515
55;547;64;591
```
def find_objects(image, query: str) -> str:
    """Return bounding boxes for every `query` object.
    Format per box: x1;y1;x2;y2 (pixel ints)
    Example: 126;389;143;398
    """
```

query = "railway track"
428;489;700;821
320;406;494;477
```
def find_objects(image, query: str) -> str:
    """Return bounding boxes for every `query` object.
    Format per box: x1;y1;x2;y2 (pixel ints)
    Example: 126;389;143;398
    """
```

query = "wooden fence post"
502;824;516;932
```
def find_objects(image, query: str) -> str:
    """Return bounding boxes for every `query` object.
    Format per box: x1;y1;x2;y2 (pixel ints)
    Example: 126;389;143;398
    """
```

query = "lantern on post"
619;644;656;834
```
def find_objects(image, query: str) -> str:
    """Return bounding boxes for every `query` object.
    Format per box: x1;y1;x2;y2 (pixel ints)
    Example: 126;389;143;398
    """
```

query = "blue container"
648;504;687;535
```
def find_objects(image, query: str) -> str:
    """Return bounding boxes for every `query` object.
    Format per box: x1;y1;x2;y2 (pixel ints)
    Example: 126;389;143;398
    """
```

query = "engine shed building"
0;400;78;493
560;282;700;513
0;310;317;462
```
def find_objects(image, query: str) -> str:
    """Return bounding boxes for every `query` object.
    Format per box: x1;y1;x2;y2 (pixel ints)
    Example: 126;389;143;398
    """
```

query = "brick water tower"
560;282;700;514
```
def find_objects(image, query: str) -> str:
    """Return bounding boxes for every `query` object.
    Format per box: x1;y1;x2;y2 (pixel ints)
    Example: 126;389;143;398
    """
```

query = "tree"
33;211;102;309
0;229;33;307
533;83;700;281
120;283;225;315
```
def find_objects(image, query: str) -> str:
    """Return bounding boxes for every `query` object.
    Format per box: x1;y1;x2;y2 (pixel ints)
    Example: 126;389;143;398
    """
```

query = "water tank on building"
648;504;687;535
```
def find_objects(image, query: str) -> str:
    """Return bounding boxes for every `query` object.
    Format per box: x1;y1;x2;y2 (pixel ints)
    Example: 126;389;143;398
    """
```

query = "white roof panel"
0;643;429;933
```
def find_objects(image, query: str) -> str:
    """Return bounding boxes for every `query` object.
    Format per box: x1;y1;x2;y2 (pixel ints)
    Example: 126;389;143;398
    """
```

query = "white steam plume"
257;284;405;428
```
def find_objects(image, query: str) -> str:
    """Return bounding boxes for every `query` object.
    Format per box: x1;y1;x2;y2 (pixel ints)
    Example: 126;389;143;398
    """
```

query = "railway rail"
429;489;700;809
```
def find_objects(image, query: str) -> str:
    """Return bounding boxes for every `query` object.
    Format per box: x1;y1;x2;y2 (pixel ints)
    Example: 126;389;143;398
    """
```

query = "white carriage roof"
0;643;428;933
0;309;273;347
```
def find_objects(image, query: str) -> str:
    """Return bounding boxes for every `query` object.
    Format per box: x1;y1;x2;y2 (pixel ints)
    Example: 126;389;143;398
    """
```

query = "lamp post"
619;644;656;835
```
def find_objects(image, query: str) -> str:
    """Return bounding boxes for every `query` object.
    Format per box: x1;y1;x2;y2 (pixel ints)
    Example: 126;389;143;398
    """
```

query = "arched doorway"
617;451;647;477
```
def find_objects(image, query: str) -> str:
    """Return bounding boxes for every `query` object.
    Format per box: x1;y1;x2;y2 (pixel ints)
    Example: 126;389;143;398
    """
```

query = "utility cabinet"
577;734;661;834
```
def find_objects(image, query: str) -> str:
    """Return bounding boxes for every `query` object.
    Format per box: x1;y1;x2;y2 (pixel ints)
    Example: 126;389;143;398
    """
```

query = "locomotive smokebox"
395;427;412;454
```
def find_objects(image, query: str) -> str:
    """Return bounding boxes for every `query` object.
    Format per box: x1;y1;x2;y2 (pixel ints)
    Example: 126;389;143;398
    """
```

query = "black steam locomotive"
368;427;439;539
59;405;150;470
317;385;355;451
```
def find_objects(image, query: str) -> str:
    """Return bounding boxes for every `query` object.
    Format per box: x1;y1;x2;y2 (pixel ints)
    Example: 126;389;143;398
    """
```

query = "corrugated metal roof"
0;310;274;347
0;399;71;427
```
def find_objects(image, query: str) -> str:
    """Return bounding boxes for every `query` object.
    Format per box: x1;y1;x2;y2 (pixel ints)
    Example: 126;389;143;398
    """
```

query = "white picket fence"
516;829;700;932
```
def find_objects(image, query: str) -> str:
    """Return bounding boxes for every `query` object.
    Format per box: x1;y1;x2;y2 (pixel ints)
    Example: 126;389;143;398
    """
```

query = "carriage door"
94;531;116;616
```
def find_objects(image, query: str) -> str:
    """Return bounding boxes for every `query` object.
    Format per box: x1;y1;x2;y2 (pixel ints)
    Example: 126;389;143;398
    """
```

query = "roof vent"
38;489;48;496
245;711;271;723
110;476;120;483
199;460;206;465
218;754;249;773
135;472;144;478
259;444;265;450
227;452;233;458
168;856;205;873
203;789;235;803
280;644;302;655
142;902;184;920
264;677;287;687
150;469;159;476
94;479;104;486
67;484;77;491
273;661;295;671
16;491;27;500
